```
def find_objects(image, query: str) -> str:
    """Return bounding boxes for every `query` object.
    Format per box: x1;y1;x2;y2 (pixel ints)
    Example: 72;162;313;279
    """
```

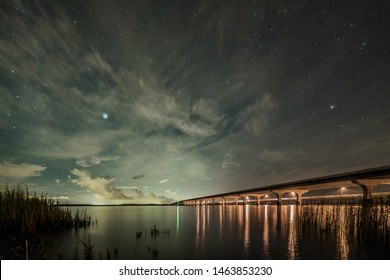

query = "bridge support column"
293;190;309;204
352;180;375;204
271;190;283;205
252;195;262;205
362;185;374;201
240;195;246;206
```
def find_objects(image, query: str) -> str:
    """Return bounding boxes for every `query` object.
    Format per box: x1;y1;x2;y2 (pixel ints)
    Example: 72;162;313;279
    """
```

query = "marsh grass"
296;198;390;246
80;235;95;259
0;186;92;236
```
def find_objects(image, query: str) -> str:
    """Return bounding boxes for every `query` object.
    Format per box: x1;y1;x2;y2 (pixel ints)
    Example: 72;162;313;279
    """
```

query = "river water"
32;204;390;260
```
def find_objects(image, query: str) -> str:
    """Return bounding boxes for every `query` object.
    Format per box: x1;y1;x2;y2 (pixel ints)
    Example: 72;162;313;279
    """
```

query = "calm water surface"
36;205;389;260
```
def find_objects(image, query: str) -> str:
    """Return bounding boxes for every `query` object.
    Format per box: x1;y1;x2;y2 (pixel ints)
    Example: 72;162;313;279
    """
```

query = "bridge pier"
224;196;242;205
293;190;309;204
240;195;246;206
271;190;283;205
352;179;378;204
271;190;308;205
241;193;266;205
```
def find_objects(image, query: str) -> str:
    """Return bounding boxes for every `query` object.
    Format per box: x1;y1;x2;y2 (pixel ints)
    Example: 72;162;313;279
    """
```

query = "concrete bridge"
178;165;390;206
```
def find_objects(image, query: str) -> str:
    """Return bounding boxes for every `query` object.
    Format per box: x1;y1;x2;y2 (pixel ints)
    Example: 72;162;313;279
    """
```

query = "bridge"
178;165;390;206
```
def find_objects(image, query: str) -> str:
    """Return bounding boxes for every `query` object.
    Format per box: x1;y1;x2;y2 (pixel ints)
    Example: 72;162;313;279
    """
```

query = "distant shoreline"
59;204;174;207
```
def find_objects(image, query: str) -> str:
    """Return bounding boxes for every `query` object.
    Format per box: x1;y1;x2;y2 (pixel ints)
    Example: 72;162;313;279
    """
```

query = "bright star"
330;104;336;110
102;113;108;119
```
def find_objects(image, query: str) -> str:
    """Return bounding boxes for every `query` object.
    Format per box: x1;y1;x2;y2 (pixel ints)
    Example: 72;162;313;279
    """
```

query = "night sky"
1;0;389;204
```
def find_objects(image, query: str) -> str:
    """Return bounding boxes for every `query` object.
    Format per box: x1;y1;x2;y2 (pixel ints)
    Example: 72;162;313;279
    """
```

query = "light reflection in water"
218;204;225;239
337;207;349;259
236;205;244;254
203;205;206;240
176;206;180;233
244;205;250;257
195;205;201;255
263;205;270;258
287;205;297;259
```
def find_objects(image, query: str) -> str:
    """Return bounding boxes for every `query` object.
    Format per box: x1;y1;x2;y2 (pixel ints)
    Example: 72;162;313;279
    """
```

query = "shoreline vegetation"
296;203;390;247
0;186;92;236
0;186;93;259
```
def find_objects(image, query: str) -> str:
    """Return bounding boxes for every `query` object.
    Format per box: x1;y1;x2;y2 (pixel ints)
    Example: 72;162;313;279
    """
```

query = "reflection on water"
287;205;298;260
262;205;270;259
28;204;390;260
243;205;250;258
337;209;349;259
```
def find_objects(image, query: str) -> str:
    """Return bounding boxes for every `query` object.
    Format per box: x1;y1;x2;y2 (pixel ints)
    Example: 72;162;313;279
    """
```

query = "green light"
176;205;180;233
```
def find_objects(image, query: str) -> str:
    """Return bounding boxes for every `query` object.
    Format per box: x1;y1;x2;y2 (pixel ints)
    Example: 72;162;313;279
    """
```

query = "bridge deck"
180;165;390;204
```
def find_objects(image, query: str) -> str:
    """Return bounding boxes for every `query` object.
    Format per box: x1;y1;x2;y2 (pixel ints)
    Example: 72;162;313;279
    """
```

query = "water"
32;204;390;260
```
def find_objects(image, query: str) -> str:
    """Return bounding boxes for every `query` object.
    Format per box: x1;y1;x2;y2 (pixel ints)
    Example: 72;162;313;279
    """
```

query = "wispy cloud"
52;196;70;201
221;153;241;170
0;162;46;178
234;94;276;135
257;149;304;163
77;155;119;167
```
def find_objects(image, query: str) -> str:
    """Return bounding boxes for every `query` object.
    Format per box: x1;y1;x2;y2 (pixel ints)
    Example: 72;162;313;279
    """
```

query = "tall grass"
0;186;91;236
296;200;390;246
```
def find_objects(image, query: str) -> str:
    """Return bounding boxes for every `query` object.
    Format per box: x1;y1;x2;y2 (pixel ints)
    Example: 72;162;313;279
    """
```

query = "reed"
296;199;390;245
0;186;92;236
80;235;95;260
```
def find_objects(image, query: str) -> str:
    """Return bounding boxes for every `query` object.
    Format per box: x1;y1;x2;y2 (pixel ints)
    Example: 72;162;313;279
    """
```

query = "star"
330;104;336;110
102;113;108;119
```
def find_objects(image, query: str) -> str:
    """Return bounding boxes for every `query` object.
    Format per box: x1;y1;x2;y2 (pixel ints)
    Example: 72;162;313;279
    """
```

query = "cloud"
119;186;175;204
23;129;110;160
222;161;241;169
149;192;175;204
132;76;223;138
221;153;241;170
70;169;129;200
0;162;46;178
76;155;119;167
234;94;276;135
70;169;175;203
76;160;91;168
164;188;181;199
52;196;70;200
258;149;286;163
159;179;169;184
